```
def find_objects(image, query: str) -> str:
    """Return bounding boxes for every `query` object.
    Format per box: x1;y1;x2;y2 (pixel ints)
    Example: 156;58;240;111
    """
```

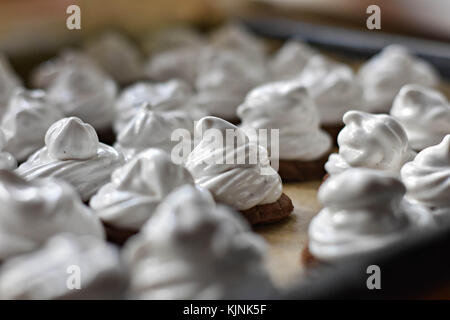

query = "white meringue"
90;148;200;231
358;45;439;113
123;185;274;299
325;111;416;175
0;53;21;109
1;89;64;161
185;116;282;210
0;130;16;170
269;40;316;81
145;46;201;85
238;81;332;160
209;23;267;63
390;84;450;151
30;49;101;89
143;26;206;54
85;32;143;84
114;79;205;133
16;117;124;201
195;48;266;120
309;168;413;262
401;135;450;222
115;105;195;161
0;234;126;299
0;170;104;261
47;66;117;130
297;54;362;125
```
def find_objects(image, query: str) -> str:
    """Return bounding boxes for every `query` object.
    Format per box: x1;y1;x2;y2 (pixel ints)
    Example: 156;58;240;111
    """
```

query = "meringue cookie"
0;53;21;109
358;45;439;113
390;84;450;151
209;23;267;63
145;46;202;85
269;40;316;81
47;65;117;130
30;49;101;89
0;170;104;261
0;234;126;299
325;111;416;175
114;79;205;133
309;168;412;262
90;148;200;231
195;48;266;120
16;117;124;201
143;26;206;54
185;116;282;210
401;135;450;222
0;130;16;170
1;89;64;161
115;105;195;161
238;81;332;160
85;32;144;84
297;54;362;125
123;185;274;299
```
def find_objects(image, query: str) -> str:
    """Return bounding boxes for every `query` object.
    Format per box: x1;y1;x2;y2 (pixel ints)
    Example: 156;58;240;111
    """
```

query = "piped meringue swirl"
185;116;282;210
358;45;440;113
16;117;124;201
0;234;126;299
0;130;16;170
390;84;450;151
0;53;22;108
1;89;64;161
90;148;199;230
114;105;195;161
401;135;450;221
238;81;332;160
325;111;416;175
297;54;362;124
0;170;104;261
309;168;412;262
123;185;274;299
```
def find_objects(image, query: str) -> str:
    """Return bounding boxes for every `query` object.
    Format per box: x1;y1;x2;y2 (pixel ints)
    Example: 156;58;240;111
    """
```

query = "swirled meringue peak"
390;84;450;151
16;117;124;201
30;49;101;89
401;135;450;221
0;170;104;261
1;89;64;161
269;40;316;81
90;148;201;230
85;32;143;84
185;116;282;210
47;66;117;130
114;79;205;133
358;45;440;113
209;23;267;62
309;168;413;262
238;81;332;160
115;104;195;161
0;53;22;108
297;54;362;124
0;129;17;170
0;234;126;299
195;48;266;120
123;185;274;299
325;111;416;175
143;25;206;54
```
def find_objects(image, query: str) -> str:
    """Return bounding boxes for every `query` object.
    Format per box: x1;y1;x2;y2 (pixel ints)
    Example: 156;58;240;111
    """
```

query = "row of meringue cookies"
302;87;450;265
0;169;276;299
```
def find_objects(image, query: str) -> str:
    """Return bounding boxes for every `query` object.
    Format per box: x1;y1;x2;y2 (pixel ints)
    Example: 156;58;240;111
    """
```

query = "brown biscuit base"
321;124;343;145
300;243;320;268
240;193;293;226
103;222;138;246
278;153;330;182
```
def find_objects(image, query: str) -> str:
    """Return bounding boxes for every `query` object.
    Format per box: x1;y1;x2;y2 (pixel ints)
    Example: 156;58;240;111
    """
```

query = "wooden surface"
255;181;321;288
